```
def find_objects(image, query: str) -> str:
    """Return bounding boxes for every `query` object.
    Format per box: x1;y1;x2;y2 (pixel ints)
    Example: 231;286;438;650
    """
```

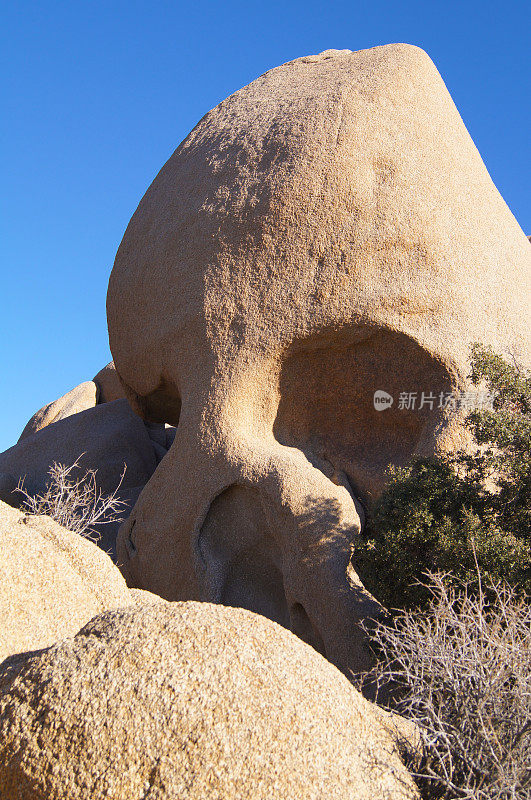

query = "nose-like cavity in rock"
118;407;383;677
198;485;289;629
195;470;377;670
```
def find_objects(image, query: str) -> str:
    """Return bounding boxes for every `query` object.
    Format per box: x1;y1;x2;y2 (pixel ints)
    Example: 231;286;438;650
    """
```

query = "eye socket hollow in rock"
126;375;182;427
273;325;454;505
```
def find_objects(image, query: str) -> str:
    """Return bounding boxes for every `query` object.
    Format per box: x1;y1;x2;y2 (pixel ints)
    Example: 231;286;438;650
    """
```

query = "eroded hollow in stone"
127;375;182;427
198;485;290;628
273;326;454;505
289;602;326;656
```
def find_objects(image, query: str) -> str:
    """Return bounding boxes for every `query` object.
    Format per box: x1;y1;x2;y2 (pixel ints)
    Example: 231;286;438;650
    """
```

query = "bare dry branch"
354;573;531;800
17;456;128;542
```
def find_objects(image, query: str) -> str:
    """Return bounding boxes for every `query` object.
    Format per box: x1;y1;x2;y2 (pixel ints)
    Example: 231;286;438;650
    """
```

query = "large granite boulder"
0;602;419;799
0;500;133;664
106;44;530;678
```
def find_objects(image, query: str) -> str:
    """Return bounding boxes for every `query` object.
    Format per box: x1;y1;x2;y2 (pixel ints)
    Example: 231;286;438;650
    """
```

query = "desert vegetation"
355;345;531;799
354;344;531;610
17;457;127;542
356;572;531;800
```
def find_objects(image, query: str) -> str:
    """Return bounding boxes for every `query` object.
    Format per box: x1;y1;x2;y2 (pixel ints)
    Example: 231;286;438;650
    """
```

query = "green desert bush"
355;572;531;800
353;344;531;610
17;457;127;541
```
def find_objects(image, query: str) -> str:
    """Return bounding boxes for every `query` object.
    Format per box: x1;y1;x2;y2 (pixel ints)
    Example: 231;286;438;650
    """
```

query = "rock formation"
18;381;97;441
3;368;177;558
18;361;126;444
93;361;127;403
2;399;157;500
0;400;159;558
0;500;133;664
0;602;419;800
105;44;530;678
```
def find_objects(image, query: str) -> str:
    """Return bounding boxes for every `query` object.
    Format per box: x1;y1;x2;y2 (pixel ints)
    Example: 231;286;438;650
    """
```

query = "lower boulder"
2;400;157;500
0;602;419;800
0;500;134;664
18;362;126;443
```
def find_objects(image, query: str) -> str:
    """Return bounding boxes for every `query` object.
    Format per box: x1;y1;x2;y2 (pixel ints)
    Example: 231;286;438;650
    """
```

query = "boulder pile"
0;43;529;799
0;362;176;558
0;499;140;664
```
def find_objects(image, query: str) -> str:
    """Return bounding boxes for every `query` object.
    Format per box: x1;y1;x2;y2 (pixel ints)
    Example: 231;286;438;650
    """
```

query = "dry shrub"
356;573;531;800
353;345;531;611
17;457;127;541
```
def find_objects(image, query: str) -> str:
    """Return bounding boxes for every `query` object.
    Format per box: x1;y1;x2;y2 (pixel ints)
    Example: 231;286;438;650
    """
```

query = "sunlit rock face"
0;602;420;800
107;44;531;677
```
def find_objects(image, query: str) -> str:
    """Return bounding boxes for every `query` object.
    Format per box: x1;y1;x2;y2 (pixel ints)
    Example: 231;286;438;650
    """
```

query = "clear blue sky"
1;0;529;452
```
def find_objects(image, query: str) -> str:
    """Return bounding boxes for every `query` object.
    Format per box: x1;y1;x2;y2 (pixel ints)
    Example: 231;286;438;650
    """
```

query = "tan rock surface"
129;587;166;605
93;361;126;403
0;400;158;560
107;45;531;677
18;381;97;442
0;500;133;664
0;602;419;800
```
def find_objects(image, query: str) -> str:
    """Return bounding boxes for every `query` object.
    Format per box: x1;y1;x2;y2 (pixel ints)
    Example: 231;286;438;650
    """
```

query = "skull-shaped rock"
108;44;531;676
